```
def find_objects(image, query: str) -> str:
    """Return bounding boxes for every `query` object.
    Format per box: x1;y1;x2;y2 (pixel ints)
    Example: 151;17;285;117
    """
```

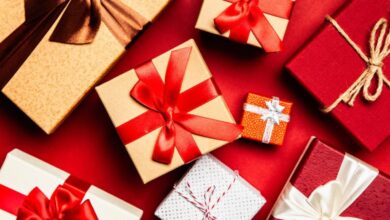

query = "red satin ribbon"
116;47;242;164
0;176;98;220
214;0;293;52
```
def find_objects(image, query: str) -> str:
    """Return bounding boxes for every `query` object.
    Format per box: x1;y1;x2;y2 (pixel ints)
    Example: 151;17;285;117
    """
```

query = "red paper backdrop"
0;0;389;219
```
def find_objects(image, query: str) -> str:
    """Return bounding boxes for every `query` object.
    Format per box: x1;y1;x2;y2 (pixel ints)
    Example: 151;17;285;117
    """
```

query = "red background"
0;0;389;219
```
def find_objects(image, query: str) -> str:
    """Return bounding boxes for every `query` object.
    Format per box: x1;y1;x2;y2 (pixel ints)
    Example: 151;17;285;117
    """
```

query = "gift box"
241;93;292;145
96;39;242;183
0;0;170;134
155;155;266;219
195;0;295;52
0;149;143;220
286;0;390;151
270;138;390;220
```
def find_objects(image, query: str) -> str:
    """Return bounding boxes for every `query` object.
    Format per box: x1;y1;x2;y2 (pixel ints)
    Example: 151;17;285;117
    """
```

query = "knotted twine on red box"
0;176;97;220
214;0;294;52
116;47;242;164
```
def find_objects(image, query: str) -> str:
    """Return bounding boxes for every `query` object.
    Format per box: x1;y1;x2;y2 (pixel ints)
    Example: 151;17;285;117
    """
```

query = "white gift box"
0;149;143;220
155;155;266;219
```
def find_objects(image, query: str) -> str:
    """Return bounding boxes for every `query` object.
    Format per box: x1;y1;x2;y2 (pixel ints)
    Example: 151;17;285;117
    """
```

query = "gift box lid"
286;0;390;151
0;149;143;220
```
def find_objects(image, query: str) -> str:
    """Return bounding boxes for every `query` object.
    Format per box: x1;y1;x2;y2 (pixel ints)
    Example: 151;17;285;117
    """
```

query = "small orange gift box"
241;93;292;145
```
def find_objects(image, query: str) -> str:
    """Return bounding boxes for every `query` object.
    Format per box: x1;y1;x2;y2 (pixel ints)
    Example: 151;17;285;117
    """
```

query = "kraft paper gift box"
195;0;295;52
0;0;170;134
241;93;292;145
286;0;390;151
155;155;266;220
0;149;143;220
96;39;241;183
270;138;390;220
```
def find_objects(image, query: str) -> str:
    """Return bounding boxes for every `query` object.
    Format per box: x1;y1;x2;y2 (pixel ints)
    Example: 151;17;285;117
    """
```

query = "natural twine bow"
174;172;238;220
323;16;390;113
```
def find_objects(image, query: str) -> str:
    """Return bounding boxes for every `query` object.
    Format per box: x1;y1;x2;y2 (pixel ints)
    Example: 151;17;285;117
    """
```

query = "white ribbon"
243;97;289;143
272;154;379;220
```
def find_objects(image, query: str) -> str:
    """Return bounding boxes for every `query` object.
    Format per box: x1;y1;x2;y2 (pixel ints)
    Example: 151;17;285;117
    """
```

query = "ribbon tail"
249;7;282;52
174;124;202;163
50;0;101;44
152;124;177;164
101;0;149;46
174;113;242;142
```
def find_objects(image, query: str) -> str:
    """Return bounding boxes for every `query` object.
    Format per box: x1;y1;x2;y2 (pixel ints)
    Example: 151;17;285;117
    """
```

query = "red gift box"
270;138;390;219
286;0;390;151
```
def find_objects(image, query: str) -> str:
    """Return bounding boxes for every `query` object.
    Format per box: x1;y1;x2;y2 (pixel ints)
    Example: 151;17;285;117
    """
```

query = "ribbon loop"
323;16;390;112
272;154;378;220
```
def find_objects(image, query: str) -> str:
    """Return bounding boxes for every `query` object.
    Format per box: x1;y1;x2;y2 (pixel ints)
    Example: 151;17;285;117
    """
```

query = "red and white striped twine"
174;171;239;220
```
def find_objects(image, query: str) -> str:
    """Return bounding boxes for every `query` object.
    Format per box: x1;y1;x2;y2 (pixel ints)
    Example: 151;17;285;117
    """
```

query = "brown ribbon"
0;0;148;84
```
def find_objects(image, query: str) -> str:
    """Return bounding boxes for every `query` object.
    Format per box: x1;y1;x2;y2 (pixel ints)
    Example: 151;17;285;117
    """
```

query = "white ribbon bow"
272;154;379;220
244;97;289;143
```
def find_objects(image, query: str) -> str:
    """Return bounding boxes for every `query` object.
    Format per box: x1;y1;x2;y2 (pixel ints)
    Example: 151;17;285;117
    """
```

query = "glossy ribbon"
214;0;293;52
272;154;379;220
0;176;98;220
116;47;242;164
244;97;289;143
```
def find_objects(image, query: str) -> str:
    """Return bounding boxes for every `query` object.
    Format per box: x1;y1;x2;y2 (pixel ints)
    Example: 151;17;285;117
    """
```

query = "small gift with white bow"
240;93;292;145
270;138;390;220
155;155;266;220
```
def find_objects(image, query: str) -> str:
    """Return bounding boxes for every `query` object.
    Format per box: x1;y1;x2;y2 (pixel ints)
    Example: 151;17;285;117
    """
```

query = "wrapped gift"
240;93;291;145
155;155;266;219
195;0;295;52
270;138;390;220
96;39;242;183
0;149;143;220
0;0;170;134
286;0;390;151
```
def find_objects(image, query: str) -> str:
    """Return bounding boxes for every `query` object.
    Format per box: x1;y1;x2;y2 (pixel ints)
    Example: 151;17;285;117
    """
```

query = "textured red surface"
287;0;390;151
0;0;389;219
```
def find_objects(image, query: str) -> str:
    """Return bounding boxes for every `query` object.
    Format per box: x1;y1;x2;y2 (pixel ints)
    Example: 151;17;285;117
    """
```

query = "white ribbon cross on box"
272;154;379;220
244;97;289;144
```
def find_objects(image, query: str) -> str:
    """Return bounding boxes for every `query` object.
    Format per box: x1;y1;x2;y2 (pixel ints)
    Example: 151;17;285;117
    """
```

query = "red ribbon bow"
0;177;98;220
116;47;242;164
214;0;293;52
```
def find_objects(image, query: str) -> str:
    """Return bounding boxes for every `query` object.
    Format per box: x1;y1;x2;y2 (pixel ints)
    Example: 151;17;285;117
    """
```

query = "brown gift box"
0;0;170;134
96;39;237;183
195;0;292;50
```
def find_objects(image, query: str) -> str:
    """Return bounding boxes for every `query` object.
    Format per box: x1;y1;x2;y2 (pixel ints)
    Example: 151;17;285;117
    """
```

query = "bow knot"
174;172;238;220
368;58;383;68
17;185;98;220
323;16;390;112
261;99;285;125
